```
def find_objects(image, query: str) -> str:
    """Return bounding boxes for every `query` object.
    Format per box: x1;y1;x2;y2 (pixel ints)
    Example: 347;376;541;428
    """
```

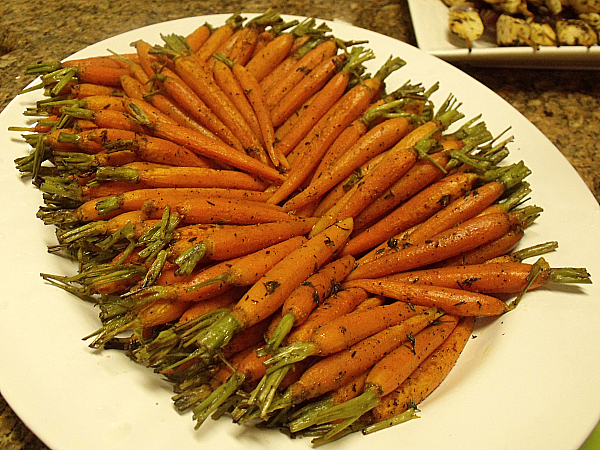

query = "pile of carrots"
10;10;592;445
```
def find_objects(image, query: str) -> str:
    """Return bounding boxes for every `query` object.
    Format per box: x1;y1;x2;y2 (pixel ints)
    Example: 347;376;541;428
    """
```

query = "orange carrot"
213;59;263;146
309;114;463;237
263;254;356;352
75;64;129;87
268;55;403;207
283;112;414;213
161;37;267;159
141;196;296;225
440;228;526;266
132;119;285;183
134;236;308;304
264;301;431;376
245;19;310;82
265;39;339;110
59;106;147;133
366;317;474;426
274;307;445;411
181;218;354;360
346;211;515;281
185;22;212;52
68;83;124;99
341;171;480;257
178;289;248;324
168;217;318;274
135;299;191;328
39;95;127;116
379;260;591;294
105;134;218;169
226;11;282;66
286;286;370;345
62;56;126;70
62;187;270;221
301;315;459;443
270;52;349;128
258;33;325;93
312;152;388;219
195;13;245;61
345;276;512;315
152;66;244;150
402;162;531;246
94;165;269;191
215;54;282;169
55;210;150;244
352;149;453;233
270;47;374;160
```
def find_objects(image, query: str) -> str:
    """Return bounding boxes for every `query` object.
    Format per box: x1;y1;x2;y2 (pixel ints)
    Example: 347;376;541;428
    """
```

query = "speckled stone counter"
0;1;598;448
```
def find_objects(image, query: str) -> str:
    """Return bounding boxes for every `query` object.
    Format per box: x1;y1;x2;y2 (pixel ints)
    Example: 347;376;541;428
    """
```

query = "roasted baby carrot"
272;307;445;413
346;211;515;281
177;218;354;360
268;56;404;206
302;315;459;443
94;165;269;191
134;236;307;304
365;316;474;428
263;254;356;353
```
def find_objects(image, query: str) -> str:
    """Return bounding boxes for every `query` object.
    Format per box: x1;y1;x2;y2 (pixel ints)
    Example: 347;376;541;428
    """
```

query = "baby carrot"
134;236;308;304
365;316;474;428
94;166;269;191
270;52;348;128
212;59;263;147
150;66;243;150
286;287;370;345
283;111;414;213
185;22;212;52
274;307;445;413
304;315;458;443
264;300;431;374
346;276;511;316
403;161;531;246
341;171;480;257
159;35;267;159
214;53;282;169
265;38;339;110
68;82;123;99
195;13;245;62
268;55;404;207
245;19;312;82
132;119;285;182
169;217;318;275
381;260;591;294
271;47;374;160
226;11;282;66
346;211;515;281
142;196;297;225
181;218;354;359
263;254;356;353
352;149;453;233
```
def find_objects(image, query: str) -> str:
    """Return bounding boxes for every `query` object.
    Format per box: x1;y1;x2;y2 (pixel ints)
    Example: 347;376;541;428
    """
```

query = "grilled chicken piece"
449;4;486;48
556;18;599;45
568;0;600;14
579;12;600;35
496;14;532;45
529;21;557;45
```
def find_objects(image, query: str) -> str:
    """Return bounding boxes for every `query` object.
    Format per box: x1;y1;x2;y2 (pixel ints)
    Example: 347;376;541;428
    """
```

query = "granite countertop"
0;1;598;449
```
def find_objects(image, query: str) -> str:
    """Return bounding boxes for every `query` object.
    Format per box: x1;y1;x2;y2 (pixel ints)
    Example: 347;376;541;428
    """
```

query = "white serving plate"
407;0;600;68
1;13;599;450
